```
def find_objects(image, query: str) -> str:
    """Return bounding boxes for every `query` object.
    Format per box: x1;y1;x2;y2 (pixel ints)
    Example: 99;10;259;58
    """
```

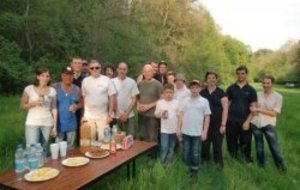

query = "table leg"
132;159;136;178
127;163;130;179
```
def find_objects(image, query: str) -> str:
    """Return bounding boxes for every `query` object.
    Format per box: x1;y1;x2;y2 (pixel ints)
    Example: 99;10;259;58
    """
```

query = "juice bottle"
80;121;91;154
110;138;116;154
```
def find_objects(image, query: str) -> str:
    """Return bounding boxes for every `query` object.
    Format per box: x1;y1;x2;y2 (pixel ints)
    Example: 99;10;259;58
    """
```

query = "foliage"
0;0;254;94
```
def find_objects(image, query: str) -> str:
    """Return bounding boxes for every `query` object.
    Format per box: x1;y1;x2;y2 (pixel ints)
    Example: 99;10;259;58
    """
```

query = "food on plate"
62;157;89;167
24;167;59;182
89;147;109;157
101;143;122;150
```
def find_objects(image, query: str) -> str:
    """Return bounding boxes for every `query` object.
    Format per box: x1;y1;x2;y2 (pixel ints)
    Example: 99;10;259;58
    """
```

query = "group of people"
20;57;286;174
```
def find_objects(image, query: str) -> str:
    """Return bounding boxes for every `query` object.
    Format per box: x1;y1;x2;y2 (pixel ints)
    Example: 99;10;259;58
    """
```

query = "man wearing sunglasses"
81;60;116;142
226;65;257;163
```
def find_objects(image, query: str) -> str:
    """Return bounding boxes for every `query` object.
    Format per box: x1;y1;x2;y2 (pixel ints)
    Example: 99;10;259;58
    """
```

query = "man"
137;64;163;142
250;76;285;171
137;61;159;84
54;66;82;148
81;60;116;142
112;62;139;136
226;65;257;162
70;57;86;146
174;73;190;102
70;57;85;88
178;80;211;173
155;60;168;86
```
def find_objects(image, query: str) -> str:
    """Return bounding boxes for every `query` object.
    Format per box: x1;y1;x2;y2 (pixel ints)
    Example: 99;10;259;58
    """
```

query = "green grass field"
0;84;299;190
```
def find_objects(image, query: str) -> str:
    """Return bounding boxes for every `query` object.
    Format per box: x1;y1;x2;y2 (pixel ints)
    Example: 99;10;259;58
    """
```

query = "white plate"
24;167;59;182
62;157;90;167
101;144;122;150
85;151;110;159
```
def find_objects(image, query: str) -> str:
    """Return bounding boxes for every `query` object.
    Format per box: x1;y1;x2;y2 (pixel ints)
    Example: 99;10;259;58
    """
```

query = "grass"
0;84;299;190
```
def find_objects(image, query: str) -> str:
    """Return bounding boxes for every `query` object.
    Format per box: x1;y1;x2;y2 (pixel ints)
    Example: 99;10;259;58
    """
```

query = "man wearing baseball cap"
54;66;82;148
177;79;211;175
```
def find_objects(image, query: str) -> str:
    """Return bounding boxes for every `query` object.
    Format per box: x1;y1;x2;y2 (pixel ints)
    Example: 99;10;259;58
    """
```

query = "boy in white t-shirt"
178;80;211;173
155;84;181;163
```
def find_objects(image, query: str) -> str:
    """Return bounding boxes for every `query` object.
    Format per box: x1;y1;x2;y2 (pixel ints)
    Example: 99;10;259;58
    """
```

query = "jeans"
56;131;76;149
251;124;285;170
160;133;177;163
113;117;136;136
182;134;201;170
26;125;52;147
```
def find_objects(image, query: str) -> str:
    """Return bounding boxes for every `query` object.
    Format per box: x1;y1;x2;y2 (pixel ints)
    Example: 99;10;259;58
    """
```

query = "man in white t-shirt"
112;62;139;135
81;60;116;142
178;80;211;173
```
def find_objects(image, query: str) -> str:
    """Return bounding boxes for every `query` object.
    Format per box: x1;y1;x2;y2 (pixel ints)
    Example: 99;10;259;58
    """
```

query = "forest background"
0;0;300;94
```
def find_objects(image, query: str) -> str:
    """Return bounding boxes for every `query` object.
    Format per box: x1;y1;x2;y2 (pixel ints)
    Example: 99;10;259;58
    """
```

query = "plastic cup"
59;141;67;157
50;143;59;160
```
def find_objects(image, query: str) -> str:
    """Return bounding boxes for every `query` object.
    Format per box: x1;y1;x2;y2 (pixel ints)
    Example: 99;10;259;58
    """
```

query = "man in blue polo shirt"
226;65;257;162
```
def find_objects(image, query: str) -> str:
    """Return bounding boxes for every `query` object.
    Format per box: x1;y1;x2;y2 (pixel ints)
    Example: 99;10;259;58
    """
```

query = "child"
155;84;181;163
178;80;211;173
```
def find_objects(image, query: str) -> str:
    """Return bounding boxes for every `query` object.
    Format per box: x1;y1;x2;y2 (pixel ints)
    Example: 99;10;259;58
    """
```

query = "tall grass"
0;85;299;190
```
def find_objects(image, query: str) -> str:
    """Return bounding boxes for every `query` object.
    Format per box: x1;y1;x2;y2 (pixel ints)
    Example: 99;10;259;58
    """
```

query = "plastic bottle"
110;138;116;154
23;144;30;170
80;121;91;154
35;143;44;167
15;144;25;181
103;125;111;143
112;125;118;140
28;144;38;171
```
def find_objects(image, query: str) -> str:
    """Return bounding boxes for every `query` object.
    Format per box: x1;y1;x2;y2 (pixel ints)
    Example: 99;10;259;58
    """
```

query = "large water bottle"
103;125;111;143
35;143;44;167
23;144;30;170
28;144;38;171
112;125;118;140
15;144;25;181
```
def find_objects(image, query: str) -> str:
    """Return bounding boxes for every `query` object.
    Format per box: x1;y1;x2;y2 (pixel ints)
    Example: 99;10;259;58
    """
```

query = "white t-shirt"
112;77;139;118
24;85;56;126
155;99;180;134
251;91;283;128
82;75;116;119
180;96;211;136
174;85;190;102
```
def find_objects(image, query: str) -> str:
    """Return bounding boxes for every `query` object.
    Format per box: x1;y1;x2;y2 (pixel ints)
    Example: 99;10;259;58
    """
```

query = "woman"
104;65;116;79
200;71;228;167
20;68;57;147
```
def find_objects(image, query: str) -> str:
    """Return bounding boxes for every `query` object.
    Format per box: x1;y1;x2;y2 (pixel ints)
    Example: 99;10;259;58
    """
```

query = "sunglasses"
90;67;100;70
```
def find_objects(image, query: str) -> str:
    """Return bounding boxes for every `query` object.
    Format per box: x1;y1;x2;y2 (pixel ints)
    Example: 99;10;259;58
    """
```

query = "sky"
199;0;300;51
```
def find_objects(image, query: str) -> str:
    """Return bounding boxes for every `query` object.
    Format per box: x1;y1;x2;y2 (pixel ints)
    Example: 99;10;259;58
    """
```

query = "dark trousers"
226;119;252;161
252;124;285;170
202;122;224;166
138;114;159;142
75;109;82;146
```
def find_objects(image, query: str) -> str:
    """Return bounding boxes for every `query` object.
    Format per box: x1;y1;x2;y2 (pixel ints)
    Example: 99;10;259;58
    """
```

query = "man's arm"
242;102;257;130
220;97;229;134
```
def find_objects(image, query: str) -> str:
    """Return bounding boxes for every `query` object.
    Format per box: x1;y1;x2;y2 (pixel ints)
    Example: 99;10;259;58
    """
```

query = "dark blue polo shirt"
200;87;226;125
226;83;257;122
